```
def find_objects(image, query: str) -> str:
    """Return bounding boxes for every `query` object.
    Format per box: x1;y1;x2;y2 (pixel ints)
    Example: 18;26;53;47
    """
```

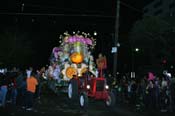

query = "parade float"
47;31;115;108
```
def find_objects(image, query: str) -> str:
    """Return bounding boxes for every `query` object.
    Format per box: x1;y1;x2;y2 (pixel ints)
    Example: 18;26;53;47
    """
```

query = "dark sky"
0;0;144;68
0;0;144;31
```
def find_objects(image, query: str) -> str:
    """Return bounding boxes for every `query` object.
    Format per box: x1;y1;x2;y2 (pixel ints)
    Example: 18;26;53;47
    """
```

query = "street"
0;87;174;116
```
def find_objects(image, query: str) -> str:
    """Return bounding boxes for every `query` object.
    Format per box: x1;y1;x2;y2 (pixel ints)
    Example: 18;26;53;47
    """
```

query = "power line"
23;3;105;14
22;2;143;14
15;2;107;15
1;1;143;17
120;1;143;13
0;12;115;18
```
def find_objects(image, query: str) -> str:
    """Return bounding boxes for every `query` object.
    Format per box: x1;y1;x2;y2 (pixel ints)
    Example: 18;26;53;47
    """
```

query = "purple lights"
67;36;92;45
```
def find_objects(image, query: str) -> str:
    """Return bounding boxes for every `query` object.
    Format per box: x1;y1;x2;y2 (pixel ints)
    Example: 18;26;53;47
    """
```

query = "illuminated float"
47;31;115;109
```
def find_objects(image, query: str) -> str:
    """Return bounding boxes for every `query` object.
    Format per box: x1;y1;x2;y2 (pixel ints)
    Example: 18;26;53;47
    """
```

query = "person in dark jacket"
0;73;8;107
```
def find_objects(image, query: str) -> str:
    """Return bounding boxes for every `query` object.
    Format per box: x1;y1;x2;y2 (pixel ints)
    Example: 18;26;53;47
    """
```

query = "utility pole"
113;0;120;79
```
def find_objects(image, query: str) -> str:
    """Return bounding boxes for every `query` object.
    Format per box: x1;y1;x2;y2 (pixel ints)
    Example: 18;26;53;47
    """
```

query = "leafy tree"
129;16;175;68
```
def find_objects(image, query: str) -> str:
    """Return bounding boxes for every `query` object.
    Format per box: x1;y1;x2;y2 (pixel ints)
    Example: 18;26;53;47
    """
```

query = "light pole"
113;0;120;79
131;47;139;75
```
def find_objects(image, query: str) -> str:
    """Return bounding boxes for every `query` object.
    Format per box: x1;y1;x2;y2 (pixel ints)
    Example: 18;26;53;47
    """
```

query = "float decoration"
49;31;97;81
70;52;84;64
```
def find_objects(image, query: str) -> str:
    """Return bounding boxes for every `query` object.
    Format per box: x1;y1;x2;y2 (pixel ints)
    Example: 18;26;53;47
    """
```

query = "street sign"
111;47;117;53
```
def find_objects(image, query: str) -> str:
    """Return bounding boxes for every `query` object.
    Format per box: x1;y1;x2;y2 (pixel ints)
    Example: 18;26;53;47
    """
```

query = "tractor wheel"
68;79;78;100
105;92;116;107
79;92;88;109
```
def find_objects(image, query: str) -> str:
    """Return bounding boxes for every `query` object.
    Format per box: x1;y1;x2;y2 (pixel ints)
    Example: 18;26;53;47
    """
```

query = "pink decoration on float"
67;36;92;45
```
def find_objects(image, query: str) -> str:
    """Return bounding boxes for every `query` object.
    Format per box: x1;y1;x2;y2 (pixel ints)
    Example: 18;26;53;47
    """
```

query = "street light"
135;48;139;52
93;31;97;36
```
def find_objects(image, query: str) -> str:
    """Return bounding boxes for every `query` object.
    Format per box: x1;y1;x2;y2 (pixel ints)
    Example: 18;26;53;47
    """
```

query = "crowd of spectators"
0;66;46;111
108;71;175;112
1;65;175;113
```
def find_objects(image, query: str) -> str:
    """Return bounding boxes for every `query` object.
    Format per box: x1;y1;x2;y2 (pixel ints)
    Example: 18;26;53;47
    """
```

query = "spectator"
169;77;175;112
26;72;38;111
0;73;8;107
26;67;33;78
21;77;27;109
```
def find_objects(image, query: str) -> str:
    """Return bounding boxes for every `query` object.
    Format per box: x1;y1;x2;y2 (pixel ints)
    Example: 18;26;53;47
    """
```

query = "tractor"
68;71;116;108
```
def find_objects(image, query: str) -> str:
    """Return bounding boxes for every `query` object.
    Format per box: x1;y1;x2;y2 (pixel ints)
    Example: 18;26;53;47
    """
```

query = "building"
143;0;175;16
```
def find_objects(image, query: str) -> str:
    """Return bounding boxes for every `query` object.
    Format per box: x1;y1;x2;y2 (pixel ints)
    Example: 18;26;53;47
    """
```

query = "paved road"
0;88;174;116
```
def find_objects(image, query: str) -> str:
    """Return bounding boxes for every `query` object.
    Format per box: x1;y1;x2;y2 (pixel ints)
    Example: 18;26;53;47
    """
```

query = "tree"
129;16;175;68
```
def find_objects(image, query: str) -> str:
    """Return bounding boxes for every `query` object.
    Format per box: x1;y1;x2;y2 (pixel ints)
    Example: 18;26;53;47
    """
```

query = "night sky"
0;0;144;70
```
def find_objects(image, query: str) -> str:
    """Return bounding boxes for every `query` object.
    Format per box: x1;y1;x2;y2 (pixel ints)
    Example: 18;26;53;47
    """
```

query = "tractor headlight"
86;85;90;89
105;85;109;89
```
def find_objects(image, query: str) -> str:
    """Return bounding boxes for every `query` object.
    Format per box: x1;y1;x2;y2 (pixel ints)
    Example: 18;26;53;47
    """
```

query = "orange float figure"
96;53;107;77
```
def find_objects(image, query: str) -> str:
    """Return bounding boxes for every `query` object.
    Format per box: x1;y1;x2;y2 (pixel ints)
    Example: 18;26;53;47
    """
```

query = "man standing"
26;67;33;78
26;72;38;111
